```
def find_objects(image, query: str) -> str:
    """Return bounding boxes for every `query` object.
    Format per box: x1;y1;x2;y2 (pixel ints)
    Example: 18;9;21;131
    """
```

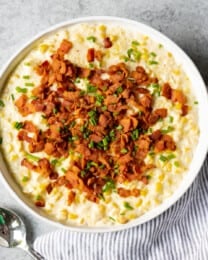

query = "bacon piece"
162;83;172;99
131;66;148;84
28;141;45;153
95;50;103;61
90;134;103;143
139;94;152;108
136;135;151;160
35;200;45;207
15;95;30;116
154;134;176;152
117;187;140;197
46;183;53;194
154;108;167;118
150;130;162;141
21;158;37;171
37;158;53;177
103;37;112;48
87;48;95;62
181;104;189;116
44;142;56;155
171;89;187;104
120;117;131;133
68;191;76;205
58;39;72;54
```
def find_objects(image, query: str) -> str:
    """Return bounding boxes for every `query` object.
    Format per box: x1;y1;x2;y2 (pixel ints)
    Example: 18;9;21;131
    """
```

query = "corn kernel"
118;215;128;224
140;188;148;196
173;69;180;75
135;198;143;207
168;52;172;57
159;173;165;181
68;212;78;219
175;103;182;110
76;34;84;43
110;35;118;42
112;202;119;209
98;204;106;215
11;154;18;161
128;213;137;220
60;209;68;219
155;182;163;192
99;25;106;32
39;44;49;53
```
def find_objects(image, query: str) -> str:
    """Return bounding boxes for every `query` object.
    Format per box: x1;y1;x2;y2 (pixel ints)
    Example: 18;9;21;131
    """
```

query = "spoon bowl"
0;207;44;259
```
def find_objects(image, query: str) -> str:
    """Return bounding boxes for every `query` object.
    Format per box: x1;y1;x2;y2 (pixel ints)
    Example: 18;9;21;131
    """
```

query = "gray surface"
0;0;207;259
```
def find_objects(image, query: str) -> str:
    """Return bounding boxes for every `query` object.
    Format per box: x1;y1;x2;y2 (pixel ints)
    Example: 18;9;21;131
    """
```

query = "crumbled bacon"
87;48;95;62
103;37;112;48
15;38;187;205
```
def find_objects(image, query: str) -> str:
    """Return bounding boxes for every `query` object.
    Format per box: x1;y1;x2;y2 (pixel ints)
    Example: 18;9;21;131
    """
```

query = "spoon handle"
25;245;45;260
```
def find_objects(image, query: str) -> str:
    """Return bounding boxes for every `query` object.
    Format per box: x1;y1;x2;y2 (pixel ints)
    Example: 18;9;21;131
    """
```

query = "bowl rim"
0;15;208;233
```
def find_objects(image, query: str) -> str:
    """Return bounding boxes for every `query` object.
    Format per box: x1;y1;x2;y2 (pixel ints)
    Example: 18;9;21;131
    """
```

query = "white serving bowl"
0;16;208;232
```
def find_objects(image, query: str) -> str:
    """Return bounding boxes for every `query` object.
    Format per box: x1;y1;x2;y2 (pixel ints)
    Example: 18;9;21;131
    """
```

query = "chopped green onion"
69;121;76;128
95;94;104;106
102;179;116;193
116;125;123;131
53;107;58;114
25;82;34;87
0;100;5;107
14;121;24;130
150;52;157;57
25;153;40;162
87;36;96;42
169;116;174;123
121;148;128;154
109;216;116;222
61;168;67;173
159;154;176;162
124;202;134;210
161;126;174;134
101;105;107;111
158;44;163;48
131;129;139;140
22;75;30;79
174;161;180;167
24;62;31;66
80;170;86;177
194;101;198;105
86;84;97;93
74;78;81;84
51;159;58;166
131;40;140;46
11;94;15;101
22;176;29;182
16;86;27;93
89;63;94;69
88;140;95;149
115;86;123;95
148;60;159;65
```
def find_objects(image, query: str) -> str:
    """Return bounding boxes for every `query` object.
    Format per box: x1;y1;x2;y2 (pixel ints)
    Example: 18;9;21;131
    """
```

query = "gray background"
0;0;207;259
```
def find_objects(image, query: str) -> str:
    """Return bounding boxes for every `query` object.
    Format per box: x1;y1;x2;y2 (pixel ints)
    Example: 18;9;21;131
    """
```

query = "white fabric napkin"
34;156;208;260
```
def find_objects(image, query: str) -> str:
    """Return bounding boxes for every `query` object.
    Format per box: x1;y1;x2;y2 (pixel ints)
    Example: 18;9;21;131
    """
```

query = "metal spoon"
0;207;45;259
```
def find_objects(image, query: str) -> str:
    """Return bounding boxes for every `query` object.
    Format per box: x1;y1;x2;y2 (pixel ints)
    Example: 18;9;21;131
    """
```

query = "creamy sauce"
0;23;199;226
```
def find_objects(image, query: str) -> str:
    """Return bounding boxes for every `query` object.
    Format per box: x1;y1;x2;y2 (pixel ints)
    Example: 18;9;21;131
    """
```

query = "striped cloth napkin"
34;157;208;260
